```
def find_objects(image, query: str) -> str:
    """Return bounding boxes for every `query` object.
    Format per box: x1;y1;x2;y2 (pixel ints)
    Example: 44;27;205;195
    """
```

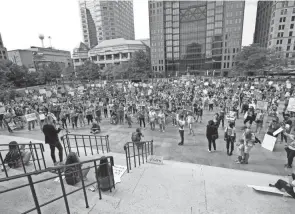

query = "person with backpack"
224;122;236;156
131;128;144;148
64;152;90;186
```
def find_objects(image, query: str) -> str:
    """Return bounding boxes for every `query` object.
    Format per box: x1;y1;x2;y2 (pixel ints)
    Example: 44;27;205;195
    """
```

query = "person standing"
42;117;63;166
178;115;185;146
206;120;218;152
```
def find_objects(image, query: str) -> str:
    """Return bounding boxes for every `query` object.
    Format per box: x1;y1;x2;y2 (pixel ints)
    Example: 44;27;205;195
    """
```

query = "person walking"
224;122;236;156
178;115;185;146
42;117;63;166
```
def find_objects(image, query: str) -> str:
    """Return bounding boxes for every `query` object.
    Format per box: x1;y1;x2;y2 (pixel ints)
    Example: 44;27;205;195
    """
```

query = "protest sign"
39;89;46;94
113;165;127;184
273;127;284;136
0;106;6;114
250;86;254;90
78;86;84;91
51;98;58;103
46;91;52;98
39;114;45;120
8;122;17;130
204;82;209;86
256;101;268;110
226;111;236;120
147;155;163;165
25;113;37;122
15;97;22;102
287;98;295;112
287;82;291;89
262;134;276;152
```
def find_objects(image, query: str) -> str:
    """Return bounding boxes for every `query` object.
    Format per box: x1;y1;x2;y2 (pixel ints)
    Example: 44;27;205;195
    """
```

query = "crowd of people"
1;76;295;197
0;78;295;171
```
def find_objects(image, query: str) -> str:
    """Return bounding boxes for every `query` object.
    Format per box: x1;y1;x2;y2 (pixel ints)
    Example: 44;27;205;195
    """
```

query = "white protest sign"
204;82;209;86
147;155;163;165
25;113;37;122
39;114;45;120
46;91;52;98
39;89;46;94
250;86;254;90
273;127;284;136
287;98;295;112
287;83;291;89
268;81;273;86
256;101;268;110
8;122;17;130
262;134;276;152
226;111;236;120
113;165;127;184
78;86;84;91
203;89;208;95
0;107;6;114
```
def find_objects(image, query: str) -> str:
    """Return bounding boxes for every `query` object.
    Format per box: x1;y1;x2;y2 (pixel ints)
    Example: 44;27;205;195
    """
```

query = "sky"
0;0;258;52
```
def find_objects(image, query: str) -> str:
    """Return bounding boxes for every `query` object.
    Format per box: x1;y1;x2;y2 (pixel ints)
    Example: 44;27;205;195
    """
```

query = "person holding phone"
42;117;64;166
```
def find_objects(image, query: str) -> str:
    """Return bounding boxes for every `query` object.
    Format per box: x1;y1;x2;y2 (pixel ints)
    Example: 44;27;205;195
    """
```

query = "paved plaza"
1;107;294;176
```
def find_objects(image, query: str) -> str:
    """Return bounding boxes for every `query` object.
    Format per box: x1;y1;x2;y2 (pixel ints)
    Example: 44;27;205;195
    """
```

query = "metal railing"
123;141;153;173
0;142;46;178
61;134;110;157
0;156;115;214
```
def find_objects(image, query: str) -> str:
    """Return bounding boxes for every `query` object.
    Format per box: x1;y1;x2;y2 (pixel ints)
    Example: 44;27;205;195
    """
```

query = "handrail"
0;156;115;214
61;134;110;157
0;142;46;178
123;141;153;173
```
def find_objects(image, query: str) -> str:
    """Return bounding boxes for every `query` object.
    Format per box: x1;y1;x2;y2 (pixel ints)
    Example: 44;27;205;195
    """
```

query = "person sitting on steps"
3;141;32;169
64;152;90;186
90;121;101;134
96;156;114;192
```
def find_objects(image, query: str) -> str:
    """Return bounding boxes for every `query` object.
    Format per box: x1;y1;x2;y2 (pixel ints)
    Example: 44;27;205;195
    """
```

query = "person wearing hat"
269;173;295;198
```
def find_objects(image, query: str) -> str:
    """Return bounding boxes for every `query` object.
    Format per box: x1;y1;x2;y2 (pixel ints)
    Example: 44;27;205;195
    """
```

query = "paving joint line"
132;168;146;194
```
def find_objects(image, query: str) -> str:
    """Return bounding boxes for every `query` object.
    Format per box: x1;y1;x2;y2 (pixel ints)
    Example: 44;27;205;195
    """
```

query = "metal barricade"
123;141;153;173
0;142;46;178
61;134;110;157
0;156;115;214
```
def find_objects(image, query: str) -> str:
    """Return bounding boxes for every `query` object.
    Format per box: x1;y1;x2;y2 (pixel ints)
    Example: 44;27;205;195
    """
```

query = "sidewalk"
0;135;294;214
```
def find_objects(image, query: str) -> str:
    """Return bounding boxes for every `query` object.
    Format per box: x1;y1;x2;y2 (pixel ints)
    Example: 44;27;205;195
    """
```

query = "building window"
279;25;285;30
288;39;292;44
292;16;295;21
291;24;294;29
287;46;291;50
293;8;295;13
290;31;293;37
286;53;289;58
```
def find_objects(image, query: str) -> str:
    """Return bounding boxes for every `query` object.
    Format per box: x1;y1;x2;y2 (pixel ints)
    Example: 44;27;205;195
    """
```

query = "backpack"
131;132;140;142
65;166;79;186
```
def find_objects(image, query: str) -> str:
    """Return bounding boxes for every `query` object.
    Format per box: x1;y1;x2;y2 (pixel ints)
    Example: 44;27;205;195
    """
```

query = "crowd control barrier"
0;142;46;178
0;156;115;214
123;140;153;173
61;134;110;157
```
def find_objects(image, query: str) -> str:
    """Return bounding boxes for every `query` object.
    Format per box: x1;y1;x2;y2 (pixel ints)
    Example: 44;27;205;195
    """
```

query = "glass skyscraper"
149;1;245;77
79;0;135;48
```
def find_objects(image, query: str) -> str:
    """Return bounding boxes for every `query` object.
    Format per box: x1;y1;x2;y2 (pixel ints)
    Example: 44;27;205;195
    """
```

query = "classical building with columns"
73;38;150;69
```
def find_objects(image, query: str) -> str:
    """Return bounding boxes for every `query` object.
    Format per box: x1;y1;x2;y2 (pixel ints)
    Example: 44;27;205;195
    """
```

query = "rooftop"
91;38;145;50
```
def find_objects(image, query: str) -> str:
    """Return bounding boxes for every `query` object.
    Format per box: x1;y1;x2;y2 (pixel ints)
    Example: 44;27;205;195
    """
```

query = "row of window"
223;62;235;69
226;10;243;18
277;16;295;23
276;38;293;44
152;66;164;72
276;31;293;38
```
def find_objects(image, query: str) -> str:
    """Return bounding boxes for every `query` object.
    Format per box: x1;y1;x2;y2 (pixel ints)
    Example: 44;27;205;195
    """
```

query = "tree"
128;50;151;79
76;60;101;80
235;43;287;76
39;62;63;83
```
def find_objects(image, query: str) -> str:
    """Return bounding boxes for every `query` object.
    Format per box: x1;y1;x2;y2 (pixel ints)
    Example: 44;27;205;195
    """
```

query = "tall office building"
0;33;8;60
254;1;295;67
79;0;135;48
149;1;245;77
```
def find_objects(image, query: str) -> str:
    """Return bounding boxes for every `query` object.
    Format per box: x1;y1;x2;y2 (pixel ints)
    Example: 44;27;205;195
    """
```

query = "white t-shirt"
179;120;185;130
